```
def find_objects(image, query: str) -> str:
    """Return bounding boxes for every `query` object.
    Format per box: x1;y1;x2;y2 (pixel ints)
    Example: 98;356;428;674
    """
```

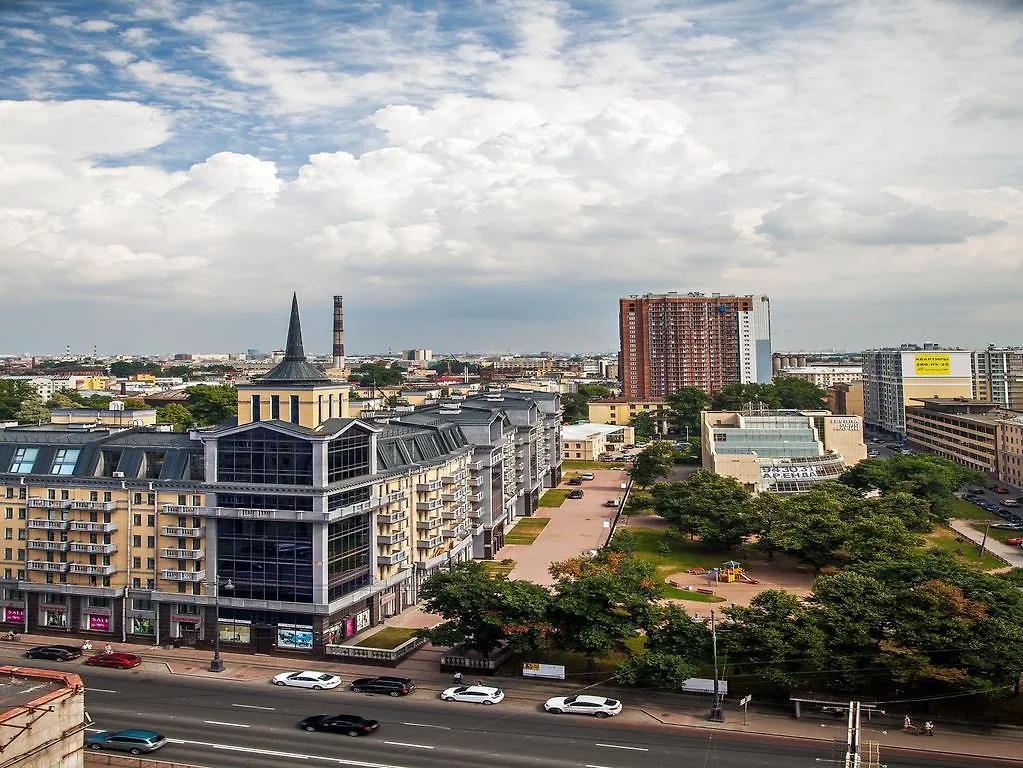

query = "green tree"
841;454;983;518
774;483;855;573
0;380;38;421
614;651;698;690
417;561;551;655
108;360;163;377
710;383;781;411
629;441;675;488
348;363;403;387
642;603;712;664
45;391;79;409
561;384;612;423
652;470;755;550
156;402;194;431
751;492;787;560
772;376;827;409
665;387;710;439
185;385;238;426
842;514;921;564
630;410;656;440
547;551;661;678
14;393;49;424
121;397;149;409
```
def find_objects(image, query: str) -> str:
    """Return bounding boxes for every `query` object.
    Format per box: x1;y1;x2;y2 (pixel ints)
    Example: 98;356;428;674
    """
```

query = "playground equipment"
709;561;760;585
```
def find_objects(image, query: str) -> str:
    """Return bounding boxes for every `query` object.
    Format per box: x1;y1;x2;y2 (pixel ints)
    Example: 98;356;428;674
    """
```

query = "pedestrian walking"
103;643;112;655
81;640;93;651
903;715;913;732
452;671;462;685
924;721;934;736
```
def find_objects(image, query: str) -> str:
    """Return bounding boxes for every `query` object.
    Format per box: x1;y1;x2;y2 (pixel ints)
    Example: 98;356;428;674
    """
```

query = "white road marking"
85;688;117;693
595;743;648;752
168;737;409;767
586;764;617;768
203;720;251;728
402;722;450;729
384;741;434;750
232;703;275;711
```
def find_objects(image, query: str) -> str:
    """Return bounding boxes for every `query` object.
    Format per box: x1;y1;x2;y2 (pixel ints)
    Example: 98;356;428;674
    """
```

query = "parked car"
544;694;622;718
968;487;986;494
349;676;415;696
1007;537;1023;546
867;450;880;458
24;645;82;662
994;486;1010;494
272;671;344;690
297;714;378;736
580;472;595;481
84;652;142;669
567;477;584;486
1001;499;1020;508
440;685;505;705
604;499;620;507
962;494;978;502
567;489;584;499
990;523;1023;530
87;729;166;755
985;503;1003;513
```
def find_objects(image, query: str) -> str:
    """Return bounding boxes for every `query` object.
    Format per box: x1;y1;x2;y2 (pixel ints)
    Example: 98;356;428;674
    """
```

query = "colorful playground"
666;556;815;607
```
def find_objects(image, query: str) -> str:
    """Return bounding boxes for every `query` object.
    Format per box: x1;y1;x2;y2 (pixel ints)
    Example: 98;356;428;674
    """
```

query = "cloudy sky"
1;0;1021;356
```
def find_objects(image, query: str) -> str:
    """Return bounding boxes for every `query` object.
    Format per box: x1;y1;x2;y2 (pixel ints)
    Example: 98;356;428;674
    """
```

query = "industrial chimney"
332;295;346;371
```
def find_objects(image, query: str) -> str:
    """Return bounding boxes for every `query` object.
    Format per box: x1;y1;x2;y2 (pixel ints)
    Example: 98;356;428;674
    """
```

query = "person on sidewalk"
103;643;112;655
81;640;93;651
903;715;913;732
452;671;462;685
924;721;934;736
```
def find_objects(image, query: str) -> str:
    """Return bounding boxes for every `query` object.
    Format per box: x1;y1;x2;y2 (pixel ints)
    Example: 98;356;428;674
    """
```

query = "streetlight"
206;576;234;673
708;609;725;722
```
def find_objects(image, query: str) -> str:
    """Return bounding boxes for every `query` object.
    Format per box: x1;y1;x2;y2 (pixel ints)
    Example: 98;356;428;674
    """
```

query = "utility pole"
978;520;993;558
708;609;724;722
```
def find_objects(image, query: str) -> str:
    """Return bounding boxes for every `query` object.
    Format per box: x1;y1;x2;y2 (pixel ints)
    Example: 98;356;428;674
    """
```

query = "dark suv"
349;676;416;696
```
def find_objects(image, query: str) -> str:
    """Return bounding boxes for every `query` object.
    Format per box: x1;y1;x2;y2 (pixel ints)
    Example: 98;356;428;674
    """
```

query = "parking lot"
960;483;1023;530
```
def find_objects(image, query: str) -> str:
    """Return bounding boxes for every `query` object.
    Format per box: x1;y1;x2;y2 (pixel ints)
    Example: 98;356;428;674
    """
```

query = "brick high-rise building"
619;293;772;399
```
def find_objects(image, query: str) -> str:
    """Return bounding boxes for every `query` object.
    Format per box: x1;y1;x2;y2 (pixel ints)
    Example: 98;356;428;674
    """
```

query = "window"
326;515;370;601
50;449;80;476
177;495;186;506
147;536;155;548
90;491;98;502
4;509;10;520
216;428;314;486
133;557;143;568
133;493;142;505
290;395;300;424
216;519;314;603
133;514;142;526
327;431;371;483
251;395;261;421
146;558;155;569
147;515;155;526
17;531;25;540
9;448;38;474
147;494;155;506
60;490;69;500
3;549;9;560
270;395;280;420
132;535;141;548
103;492;111;502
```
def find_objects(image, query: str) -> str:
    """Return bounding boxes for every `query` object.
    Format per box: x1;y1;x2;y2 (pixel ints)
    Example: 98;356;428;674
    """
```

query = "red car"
85;652;142;669
994;487;1010;494
1007;537;1023;546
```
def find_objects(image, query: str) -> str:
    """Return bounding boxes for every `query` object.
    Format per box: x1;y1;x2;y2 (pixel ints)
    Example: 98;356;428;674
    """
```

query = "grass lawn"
624;527;742;595
483;559;516;577
353;627;420;649
925;528;1004;570
662;584;726;603
562;460;627;470
951;498;1000;521
539;489;569;507
505;517;550;545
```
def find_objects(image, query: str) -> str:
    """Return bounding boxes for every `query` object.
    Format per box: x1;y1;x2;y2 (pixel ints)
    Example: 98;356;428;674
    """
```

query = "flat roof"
0;666;81;714
562;423;629;440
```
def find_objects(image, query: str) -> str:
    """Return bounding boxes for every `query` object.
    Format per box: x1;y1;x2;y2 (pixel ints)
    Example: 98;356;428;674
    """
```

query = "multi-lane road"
2;654;1004;768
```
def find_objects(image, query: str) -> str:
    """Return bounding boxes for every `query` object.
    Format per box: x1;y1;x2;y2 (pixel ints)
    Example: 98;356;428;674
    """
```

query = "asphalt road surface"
0;659;989;768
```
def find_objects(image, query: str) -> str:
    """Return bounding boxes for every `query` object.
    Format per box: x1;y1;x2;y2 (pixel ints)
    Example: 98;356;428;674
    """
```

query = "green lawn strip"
353;627;420;649
925;529;1004;570
951;499;1000;521
968;521;1022;546
661;583;727;603
539;489;569;507
497;647;633;679
505;518;550;545
483;560;516;577
626;527;737;570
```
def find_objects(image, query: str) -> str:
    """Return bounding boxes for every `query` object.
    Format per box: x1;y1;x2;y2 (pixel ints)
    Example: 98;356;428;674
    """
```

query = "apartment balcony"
374;490;408;507
442;469;469;484
69;543;117;555
27;498;69;510
161;526;204;538
416;480;443;493
27;540;70;552
416;519;443;532
161;548;204;560
27;561;68;573
417;499;443;512
469;492;484;503
163;503;216;516
68;564;118;576
442;508;467;521
28;519;68;531
468;476;484;487
442;524;469;539
416;536;444;550
337;499;374;516
69;521;118;533
442;489;468;503
68;500;118;512
378;550;409;566
161;569;206;582
377;531;408;546
470;460;483;471
377;511;408;526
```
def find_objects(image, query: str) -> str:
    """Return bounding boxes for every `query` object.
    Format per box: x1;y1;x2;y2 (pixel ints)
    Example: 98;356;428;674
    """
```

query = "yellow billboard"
914;353;951;376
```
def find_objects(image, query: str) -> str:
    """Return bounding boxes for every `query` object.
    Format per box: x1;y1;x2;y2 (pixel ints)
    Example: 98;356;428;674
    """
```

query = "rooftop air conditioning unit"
112;471;125;478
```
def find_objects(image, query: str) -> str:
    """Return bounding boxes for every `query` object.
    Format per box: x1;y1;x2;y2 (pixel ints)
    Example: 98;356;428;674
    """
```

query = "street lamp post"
207;577;234;673
708;609;725;722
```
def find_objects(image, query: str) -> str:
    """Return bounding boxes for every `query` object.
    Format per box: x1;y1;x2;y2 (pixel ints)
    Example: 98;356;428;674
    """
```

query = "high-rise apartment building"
619;293;771;398
973;346;1023;411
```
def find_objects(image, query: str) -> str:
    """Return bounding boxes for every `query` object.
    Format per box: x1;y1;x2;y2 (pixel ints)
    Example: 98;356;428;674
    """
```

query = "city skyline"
1;1;1021;354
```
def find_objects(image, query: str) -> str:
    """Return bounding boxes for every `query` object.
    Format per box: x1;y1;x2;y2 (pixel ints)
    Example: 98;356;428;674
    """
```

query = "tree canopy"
185;384;238;426
652;470;755;550
665;387;710;438
562;384;613;423
348;362;403;387
629;441;676;488
630;410;657;439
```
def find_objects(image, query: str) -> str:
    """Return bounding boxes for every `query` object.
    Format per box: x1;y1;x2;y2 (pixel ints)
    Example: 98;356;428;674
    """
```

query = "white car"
440;685;505;705
544;694;622;717
271;671;343;690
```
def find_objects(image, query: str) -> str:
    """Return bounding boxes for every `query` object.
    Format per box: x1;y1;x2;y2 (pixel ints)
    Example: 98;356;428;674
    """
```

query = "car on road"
1007;537;1023;546
867;449;880;458
567;489;584;499
567;477;584;486
86;729;166;755
580;472;595;481
440;685;505;705
272;671;344;690
604;499;620;507
24;645;82;662
349;676;415;696
1001;499;1020;507
544;694;622;718
990;523;1023;529
297;714;379;736
84;652;142;669
985;503;1003;513
990;485;1010;494
968;487;986;495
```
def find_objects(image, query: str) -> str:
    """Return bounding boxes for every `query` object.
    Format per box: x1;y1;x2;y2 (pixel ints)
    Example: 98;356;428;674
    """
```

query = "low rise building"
588;399;670;433
0;666;85;768
777;366;863;387
827;381;864;418
905;398;1019;476
702;409;866;494
561;423;635;461
998;416;1023;487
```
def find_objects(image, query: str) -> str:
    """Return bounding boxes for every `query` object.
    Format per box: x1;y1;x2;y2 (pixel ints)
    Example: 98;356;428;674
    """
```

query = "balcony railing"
69;521;118;533
68;500;118;512
442;489;468;502
470;460;483;471
469;492;484;503
27;561;68;572
160;569;206;582
416;519;443;532
27;540;70;552
443;525;468;539
27;498;68;510
469;476;484;487
442;509;466;521
375;490;408;506
378;550;409;566
69;543;117;554
161;548;204;560
161;526;203;538
377;511;408;525
442;469;469;484
416;536;444;549
417;499;443;512
68;564;117;576
28;519;68;530
377;531;408;546
416;480;443;493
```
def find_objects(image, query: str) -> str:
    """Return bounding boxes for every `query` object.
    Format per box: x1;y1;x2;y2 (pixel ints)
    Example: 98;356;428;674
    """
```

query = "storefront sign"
354;608;371;633
344;616;356;637
323;622;345;646
171;615;201;624
277;623;313;650
87;614;110;632
3;607;24;624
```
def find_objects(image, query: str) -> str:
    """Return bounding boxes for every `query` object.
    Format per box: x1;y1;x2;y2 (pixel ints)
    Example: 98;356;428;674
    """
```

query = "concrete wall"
0;667;85;768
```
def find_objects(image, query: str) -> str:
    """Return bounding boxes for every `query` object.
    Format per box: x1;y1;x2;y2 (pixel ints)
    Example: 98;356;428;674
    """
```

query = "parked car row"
24;645;142;669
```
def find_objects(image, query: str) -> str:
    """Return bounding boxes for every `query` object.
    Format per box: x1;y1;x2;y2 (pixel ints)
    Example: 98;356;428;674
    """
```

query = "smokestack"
332;295;346;371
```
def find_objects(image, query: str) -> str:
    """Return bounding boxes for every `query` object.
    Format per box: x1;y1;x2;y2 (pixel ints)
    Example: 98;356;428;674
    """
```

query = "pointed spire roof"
259;293;331;384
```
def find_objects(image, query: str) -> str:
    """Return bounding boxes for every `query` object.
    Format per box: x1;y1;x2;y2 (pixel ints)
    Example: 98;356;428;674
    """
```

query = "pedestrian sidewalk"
950;518;1023;568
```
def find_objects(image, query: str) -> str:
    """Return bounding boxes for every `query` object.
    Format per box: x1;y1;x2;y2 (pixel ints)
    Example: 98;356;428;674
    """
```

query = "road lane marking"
586;764;617;768
203;720;251;728
85;688;117;693
595;744;648;752
232;704;275;711
402;722;450;729
384;741;434;750
168;738;409;767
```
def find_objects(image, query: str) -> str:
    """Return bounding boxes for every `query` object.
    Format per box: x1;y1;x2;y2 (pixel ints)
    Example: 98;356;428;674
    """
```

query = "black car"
349;676;415;696
962;494;978;502
24;645;83;661
567;489;584;499
567;478;584;486
298;714;379;736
